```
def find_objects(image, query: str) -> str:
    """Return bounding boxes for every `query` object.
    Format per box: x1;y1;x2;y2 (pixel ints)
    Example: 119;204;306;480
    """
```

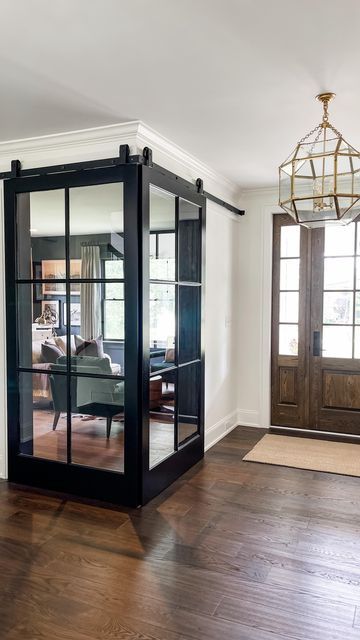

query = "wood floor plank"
214;595;358;640
1;426;360;640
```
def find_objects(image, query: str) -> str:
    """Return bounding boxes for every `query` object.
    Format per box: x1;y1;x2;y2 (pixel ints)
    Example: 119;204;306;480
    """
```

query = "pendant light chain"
298;98;341;146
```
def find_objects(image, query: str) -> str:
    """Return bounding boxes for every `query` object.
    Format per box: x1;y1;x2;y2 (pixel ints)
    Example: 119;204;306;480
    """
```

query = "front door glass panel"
322;222;359;358
278;225;300;356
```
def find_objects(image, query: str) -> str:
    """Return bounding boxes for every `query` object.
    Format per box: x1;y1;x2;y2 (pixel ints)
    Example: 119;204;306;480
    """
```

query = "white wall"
237;187;281;429
204;202;240;449
0;121;243;477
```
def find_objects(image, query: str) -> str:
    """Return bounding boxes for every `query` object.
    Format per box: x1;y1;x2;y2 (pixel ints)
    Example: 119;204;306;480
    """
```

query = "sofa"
32;334;121;401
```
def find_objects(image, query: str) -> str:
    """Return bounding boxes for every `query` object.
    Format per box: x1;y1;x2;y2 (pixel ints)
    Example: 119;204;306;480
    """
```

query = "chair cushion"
74;335;104;358
41;341;65;364
54;334;76;355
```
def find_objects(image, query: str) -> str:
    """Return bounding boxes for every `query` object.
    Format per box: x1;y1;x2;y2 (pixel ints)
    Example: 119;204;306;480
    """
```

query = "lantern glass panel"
281;202;296;219
296;136;339;161
296;196;337;227
310;155;334;183
336;154;354;190
341;156;360;196
293;175;315;199
337;197;360;223
338;139;358;155
280;167;291;203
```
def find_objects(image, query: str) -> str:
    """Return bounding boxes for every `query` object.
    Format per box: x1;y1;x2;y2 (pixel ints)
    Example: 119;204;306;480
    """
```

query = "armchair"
50;355;124;438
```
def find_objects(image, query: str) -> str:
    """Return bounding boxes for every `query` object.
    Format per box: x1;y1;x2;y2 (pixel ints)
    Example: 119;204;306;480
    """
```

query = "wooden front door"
271;214;360;435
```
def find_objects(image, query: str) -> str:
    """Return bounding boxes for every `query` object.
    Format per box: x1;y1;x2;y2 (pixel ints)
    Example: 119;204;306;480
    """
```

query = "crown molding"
242;184;279;198
0;121;140;172
135;122;243;207
0;120;242;209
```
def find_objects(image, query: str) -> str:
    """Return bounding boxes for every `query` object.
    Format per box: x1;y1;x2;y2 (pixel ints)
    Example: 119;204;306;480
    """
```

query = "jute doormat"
243;433;360;477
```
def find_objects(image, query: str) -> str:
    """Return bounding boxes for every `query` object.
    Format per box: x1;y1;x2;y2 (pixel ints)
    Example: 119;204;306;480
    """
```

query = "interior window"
103;260;124;340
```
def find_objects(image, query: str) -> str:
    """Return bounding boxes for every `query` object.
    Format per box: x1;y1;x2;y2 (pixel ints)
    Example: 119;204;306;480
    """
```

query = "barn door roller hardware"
0;144;244;217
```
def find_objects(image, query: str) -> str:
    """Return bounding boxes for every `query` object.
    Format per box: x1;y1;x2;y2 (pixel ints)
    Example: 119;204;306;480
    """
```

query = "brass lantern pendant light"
279;93;360;228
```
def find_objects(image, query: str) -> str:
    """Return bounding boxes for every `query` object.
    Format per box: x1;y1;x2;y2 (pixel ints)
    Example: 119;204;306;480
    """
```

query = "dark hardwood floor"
1;426;360;639
31;408;177;470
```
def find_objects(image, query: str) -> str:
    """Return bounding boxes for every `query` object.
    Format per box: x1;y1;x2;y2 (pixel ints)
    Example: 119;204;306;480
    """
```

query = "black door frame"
5;164;142;506
4;156;206;506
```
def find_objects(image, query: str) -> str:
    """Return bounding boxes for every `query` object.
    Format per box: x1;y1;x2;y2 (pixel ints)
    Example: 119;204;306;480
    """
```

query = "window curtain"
80;245;101;340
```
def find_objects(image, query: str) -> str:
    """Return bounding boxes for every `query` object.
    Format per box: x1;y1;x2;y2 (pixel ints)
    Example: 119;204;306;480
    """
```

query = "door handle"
313;330;321;356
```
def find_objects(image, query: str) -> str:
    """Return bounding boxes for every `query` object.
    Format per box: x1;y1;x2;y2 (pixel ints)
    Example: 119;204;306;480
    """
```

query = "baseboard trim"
0;456;5;479
237;409;261;428
205;410;239;451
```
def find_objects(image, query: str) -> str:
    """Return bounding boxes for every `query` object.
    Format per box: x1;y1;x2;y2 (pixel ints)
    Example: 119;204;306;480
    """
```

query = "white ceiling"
1;0;360;189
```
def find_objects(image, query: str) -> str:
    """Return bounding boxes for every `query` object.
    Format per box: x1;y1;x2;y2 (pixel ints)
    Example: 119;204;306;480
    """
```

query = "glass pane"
357;223;360;255
280;226;300;258
325;224;355;256
178;199;201;282
279;168;291;205
32;276;123;378
149;373;175;468
150;186;175;281
69;346;122;376
59;277;123;376
280;259;300;290
322;326;353;358
323;292;353;324
356;292;360;324
324;257;354;290
17;284;58;369
105;259;124;280
150;283;175;351
279;324;298;356
17;190;65;280
356;257;360;289
355;326;360;358
104;300;124;341
179;285;201;364
19;372;67;462
70;376;124;472
69;183;124;278
178;363;200;445
279;292;299;323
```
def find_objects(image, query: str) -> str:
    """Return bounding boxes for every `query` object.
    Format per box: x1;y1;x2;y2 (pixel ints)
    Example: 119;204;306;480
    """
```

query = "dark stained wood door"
309;223;360;433
271;214;360;435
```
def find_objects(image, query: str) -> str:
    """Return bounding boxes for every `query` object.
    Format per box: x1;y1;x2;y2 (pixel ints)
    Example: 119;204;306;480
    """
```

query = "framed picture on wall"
40;300;60;328
63;302;81;327
41;260;81;295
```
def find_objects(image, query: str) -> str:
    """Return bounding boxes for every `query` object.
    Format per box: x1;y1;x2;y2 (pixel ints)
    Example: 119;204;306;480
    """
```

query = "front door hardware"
313;330;321;357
